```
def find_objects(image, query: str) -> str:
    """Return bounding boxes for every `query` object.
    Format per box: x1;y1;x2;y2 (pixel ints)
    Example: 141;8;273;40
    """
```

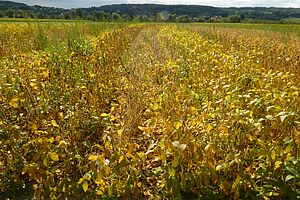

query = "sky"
8;0;300;8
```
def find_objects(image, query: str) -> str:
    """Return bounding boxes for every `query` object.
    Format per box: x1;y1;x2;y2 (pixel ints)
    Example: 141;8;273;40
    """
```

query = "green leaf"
286;165;300;178
285;175;294;182
264;192;279;196
43;158;48;167
280;115;287;122
169;167;175;177
216;165;222;171
265;115;273;120
283;136;293;145
231;175;242;191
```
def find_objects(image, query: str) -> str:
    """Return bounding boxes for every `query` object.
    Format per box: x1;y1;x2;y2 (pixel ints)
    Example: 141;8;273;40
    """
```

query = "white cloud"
11;0;300;8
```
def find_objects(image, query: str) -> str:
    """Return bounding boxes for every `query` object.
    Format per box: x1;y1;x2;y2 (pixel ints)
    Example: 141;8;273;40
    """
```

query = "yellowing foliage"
0;22;299;199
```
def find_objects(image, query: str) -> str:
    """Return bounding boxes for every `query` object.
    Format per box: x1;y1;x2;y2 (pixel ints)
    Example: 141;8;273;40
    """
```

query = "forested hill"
88;4;225;16
88;4;300;19
0;1;299;21
0;1;30;9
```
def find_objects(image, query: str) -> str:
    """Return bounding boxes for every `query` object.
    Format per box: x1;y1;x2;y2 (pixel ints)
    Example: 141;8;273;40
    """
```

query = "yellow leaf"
95;178;103;185
54;136;61;143
285;145;293;154
153;102;159;111
118;155;124;163
89;73;96;78
144;127;151;133
41;70;49;78
9;98;19;108
271;151;276;160
98;171;104;180
96;189;104;195
246;134;253;141
257;139;265;147
175;122;182;129
207;124;213;133
263;196;270;200
165;121;173;133
117;129;123;136
99;154;106;164
218;124;228;133
274;161;282;170
59;112;64;119
138;126;144;131
204;144;211;151
88;155;98;162
58;140;68;148
51;120;59;127
100;113;109;117
49;152;59;161
187;107;197;115
82;181;89;192
43;158;48;167
29;123;38;132
78;178;84;184
95;174;104;185
22;166;27;175
30;82;37;87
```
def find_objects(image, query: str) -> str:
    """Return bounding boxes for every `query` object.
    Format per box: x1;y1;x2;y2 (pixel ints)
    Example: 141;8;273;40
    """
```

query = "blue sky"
10;0;300;8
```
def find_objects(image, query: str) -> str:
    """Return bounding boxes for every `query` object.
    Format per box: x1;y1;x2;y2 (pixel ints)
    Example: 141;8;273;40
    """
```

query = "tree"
70;10;77;19
197;16;205;22
93;11;106;21
156;11;169;22
112;12;122;21
19;10;29;18
176;15;189;23
133;15;142;22
228;15;241;23
6;9;15;18
75;8;83;19
141;15;149;22
169;14;177;22
64;12;71;20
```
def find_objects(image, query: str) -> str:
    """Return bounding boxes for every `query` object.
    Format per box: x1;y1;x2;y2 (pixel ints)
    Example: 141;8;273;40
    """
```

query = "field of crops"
0;22;300;199
196;23;300;36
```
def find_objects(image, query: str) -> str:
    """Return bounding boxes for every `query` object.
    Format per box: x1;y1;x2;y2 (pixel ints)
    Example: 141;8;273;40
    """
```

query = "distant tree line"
0;9;242;23
0;1;299;23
